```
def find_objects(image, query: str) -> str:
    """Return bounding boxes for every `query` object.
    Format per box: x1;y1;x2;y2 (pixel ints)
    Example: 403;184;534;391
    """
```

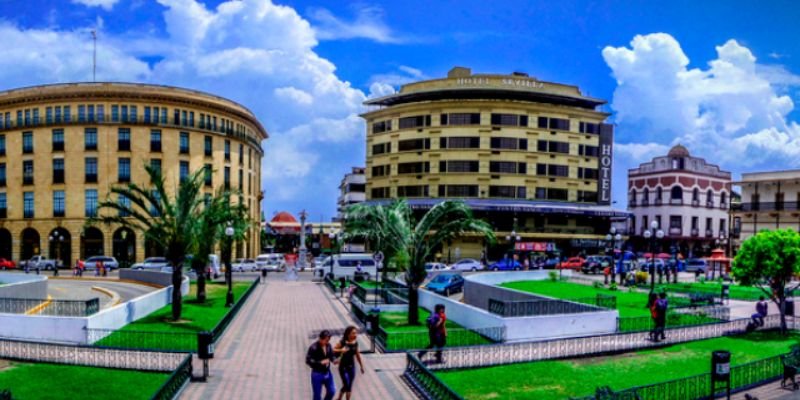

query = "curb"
92;286;122;307
25;295;53;315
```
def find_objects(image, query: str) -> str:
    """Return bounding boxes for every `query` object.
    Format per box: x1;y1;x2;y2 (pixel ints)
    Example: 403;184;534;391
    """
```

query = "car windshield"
145;258;165;263
431;275;451;283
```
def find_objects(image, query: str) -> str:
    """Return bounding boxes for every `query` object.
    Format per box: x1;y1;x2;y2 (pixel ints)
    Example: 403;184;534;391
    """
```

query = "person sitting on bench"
752;296;768;327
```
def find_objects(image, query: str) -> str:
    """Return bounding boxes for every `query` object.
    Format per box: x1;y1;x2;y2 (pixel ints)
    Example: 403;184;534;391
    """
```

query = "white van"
256;253;285;271
315;253;377;280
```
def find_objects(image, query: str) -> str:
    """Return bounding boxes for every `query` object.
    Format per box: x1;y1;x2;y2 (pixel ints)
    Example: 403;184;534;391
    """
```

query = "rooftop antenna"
91;30;97;82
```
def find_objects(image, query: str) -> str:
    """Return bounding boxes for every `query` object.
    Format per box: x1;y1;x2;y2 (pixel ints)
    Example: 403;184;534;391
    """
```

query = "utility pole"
91;30;97;82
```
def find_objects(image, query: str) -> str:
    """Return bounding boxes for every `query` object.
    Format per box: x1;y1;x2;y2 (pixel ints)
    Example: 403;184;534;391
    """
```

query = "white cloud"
367;82;395;98
308;4;405;44
614;142;671;161
603;33;800;170
367;65;429;97
72;0;119;11
274;87;314;106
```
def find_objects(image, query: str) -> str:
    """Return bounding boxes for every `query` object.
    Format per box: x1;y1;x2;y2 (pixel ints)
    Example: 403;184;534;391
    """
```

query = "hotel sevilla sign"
598;124;614;205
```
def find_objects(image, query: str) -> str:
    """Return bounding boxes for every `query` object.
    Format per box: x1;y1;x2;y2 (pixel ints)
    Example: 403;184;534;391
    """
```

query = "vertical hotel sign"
598;124;613;205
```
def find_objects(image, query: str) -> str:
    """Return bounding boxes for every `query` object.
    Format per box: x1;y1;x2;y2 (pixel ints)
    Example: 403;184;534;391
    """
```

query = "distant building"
731;169;800;251
336;167;366;221
628;144;731;257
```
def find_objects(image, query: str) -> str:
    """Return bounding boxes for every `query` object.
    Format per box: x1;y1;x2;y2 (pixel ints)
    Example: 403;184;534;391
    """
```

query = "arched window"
671;186;683;200
707;189;714;206
692;188;699;201
720;192;727;206
630;189;637;203
656;187;663;201
643;188;650;204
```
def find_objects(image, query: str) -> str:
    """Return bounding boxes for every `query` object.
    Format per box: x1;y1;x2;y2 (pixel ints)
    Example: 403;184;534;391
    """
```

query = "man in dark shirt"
752;296;769;327
306;330;336;400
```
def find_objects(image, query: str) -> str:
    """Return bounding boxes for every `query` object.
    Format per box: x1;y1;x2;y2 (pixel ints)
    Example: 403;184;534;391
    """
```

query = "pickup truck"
21;255;61;270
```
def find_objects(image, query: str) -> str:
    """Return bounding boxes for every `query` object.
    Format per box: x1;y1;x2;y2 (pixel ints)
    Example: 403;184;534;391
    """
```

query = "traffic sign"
373;251;384;264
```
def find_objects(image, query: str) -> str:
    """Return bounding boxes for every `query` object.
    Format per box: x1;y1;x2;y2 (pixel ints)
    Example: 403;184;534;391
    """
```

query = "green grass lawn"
502;280;719;331
654;281;767;301
377;308;493;351
0;362;169;400
95;281;252;351
437;331;800;400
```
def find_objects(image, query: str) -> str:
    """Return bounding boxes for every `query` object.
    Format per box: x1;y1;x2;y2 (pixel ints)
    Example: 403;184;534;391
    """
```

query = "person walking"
306;330;337;400
752;296;768;327
418;304;447;364
334;326;364;400
647;292;658;341
655;292;669;341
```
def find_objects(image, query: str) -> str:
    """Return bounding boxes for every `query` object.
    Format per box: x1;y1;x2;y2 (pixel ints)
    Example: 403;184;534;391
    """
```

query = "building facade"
0;82;267;266
628;145;731;257
336;167;366;221
731;169;800;250
361;67;628;261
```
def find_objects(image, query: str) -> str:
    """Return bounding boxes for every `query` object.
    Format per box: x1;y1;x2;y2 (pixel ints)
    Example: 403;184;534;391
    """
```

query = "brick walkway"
180;278;414;400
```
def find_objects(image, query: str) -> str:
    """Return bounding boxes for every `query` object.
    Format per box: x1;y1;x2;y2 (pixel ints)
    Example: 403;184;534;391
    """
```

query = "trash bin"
712;350;731;380
198;331;214;359
721;283;730;302
786;297;795;317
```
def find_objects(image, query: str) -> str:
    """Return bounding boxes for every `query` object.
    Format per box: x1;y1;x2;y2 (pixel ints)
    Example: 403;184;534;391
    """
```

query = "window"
371;187;390;199
537;140;570;154
0;193;6;218
52;159;64;184
719;219;726;235
112;105;119;122
23;160;33;185
52;129;64;151
239;144;244;164
144;107;151;123
546;164;569;177
440;160;479;173
22;131;33;153
84;128;98;151
0;134;4;155
0;163;4;187
224;167;230;189
23;192;34;218
706;217;713;233
238;169;243;190
578;145;599;157
397;185;428;197
118;194;131;217
442;113;480;125
490;161;525;174
85;157;98;183
670;215;682;229
204;193;212;207
578;167;598;180
643;188;650;204
180;161;189;183
118;128;131;151
535;187;568;201
150;190;161;216
53;191;65;217
371;165;389;177
397;162;429;174
642;216;649;232
46;107;53;124
720;192;727;206
150;159;161;174
490;137;527;150
24;109;30;126
709;189;716;207
78;105;86;122
96;105;104;122
671;186;683;200
85;189;98;217
656;187;663;201
579;122;599;134
150;130;162;152
224;140;231;160
118;158;131;183
63;106;71;123
490;113;528;126
372;120;392;133
438;185;479;197
121;105;128;122
178;132;189;154
181;110;188;126
188;111;194;127
54;106;62;123
204;136;213;156
440;137;480;149
398;138;430;152
538;117;570;131
489;186;526;199
578;191;598;202
398;115;431;129
372;142;392;155
691;217;699;230
160;107;167;124
629;189;636;204
655;215;662;230
692;188;700;202
204;164;213;186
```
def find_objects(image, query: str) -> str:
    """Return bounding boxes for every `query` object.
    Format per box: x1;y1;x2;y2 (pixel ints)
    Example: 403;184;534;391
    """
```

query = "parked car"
314;253;377;280
425;273;465;296
83;256;119;271
557;257;585;270
448;258;484;271
582;256;612;274
256;253;285;272
425;262;449;271
684;259;708;273
232;258;258;272
313;256;329;269
489;259;522;271
0;258;16;270
640;258;666;272
21;255;61;270
538;258;560;269
131;257;170;271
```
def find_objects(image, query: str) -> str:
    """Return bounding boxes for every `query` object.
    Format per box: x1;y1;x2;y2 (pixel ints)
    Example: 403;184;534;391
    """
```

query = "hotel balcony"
734;202;798;212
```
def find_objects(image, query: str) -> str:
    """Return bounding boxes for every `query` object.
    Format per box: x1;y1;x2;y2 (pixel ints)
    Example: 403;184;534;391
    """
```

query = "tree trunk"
171;264;183;321
408;284;420;325
193;258;207;303
780;296;787;334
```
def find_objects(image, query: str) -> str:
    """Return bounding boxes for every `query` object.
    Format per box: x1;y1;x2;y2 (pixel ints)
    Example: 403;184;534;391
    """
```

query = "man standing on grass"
418;304;447;364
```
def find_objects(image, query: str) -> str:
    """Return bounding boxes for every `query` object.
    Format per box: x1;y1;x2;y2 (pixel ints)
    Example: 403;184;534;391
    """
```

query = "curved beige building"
0;82;267;266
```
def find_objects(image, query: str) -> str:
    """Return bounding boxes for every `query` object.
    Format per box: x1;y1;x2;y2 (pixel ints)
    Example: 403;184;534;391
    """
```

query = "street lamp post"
715;233;729;279
605;227;622;284
505;217;521;267
49;233;64;277
225;223;235;307
643;221;664;292
327;231;339;279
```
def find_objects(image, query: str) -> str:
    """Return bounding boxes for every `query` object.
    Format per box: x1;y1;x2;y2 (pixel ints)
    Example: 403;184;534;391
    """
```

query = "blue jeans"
311;371;335;400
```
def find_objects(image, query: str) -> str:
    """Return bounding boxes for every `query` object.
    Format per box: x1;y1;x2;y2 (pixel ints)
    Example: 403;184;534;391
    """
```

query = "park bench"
689;292;716;306
781;345;800;390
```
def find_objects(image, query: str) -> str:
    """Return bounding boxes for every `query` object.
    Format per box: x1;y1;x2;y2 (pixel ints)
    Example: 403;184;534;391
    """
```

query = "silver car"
83;256;119;271
132;257;170;271
232;258;258;272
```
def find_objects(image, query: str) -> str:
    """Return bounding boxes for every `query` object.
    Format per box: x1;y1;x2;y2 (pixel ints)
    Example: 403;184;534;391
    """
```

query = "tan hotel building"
361;67;628;261
0;83;266;266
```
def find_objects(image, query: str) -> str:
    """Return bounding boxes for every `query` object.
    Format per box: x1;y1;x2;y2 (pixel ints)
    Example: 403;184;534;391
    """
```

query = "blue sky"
1;0;799;220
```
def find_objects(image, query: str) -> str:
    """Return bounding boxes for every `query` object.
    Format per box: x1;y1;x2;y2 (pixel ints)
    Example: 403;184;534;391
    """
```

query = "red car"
0;258;16;270
557;257;585;270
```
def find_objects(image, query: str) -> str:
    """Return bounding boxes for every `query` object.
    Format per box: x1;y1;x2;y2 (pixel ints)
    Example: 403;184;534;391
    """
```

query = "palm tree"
91;165;204;321
344;199;495;325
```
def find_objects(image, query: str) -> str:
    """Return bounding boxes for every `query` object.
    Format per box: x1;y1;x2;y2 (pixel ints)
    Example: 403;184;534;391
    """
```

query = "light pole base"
225;291;234;307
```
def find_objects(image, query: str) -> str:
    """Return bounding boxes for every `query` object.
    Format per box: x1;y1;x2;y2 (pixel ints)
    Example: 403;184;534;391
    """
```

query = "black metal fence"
149;354;193;400
87;328;197;353
0;297;100;316
404;353;464;400
376;326;505;353
211;276;260;343
488;294;616;317
617;306;730;333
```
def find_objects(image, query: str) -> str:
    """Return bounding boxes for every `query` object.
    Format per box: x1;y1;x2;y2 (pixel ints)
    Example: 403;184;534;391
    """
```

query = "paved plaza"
180;274;413;400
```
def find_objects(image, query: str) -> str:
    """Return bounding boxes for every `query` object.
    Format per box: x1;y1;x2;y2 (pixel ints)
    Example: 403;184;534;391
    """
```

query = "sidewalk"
180;278;414;400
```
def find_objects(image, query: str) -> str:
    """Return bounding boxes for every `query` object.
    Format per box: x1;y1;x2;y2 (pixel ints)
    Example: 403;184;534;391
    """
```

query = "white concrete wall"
464;270;572;286
0;273;47;299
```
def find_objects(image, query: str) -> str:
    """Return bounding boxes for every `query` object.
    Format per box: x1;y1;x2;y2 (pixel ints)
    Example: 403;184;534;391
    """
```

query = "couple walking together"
306;326;365;400
648;292;669;342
